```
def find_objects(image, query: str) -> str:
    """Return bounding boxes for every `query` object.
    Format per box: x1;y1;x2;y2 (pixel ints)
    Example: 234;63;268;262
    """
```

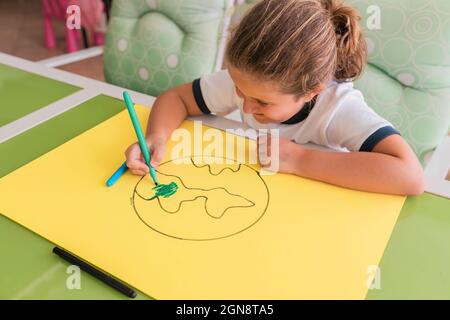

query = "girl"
125;0;424;196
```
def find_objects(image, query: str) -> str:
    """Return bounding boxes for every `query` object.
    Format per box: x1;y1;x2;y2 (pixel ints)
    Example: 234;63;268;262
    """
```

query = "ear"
305;84;326;102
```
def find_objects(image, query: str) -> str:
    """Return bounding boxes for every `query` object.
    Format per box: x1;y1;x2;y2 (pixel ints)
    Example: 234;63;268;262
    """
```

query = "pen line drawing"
131;156;270;241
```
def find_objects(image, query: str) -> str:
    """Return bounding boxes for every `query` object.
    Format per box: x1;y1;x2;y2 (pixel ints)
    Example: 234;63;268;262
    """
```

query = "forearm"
145;91;188;141
295;148;424;195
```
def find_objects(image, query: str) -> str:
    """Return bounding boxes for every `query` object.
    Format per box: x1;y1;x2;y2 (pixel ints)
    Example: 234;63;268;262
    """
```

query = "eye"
258;101;269;107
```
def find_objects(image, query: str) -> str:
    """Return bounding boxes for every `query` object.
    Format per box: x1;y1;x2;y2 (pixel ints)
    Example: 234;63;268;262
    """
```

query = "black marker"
53;247;137;298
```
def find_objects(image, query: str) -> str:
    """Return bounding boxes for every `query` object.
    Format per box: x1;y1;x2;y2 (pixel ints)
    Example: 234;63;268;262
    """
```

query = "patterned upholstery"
103;0;233;97
346;0;450;160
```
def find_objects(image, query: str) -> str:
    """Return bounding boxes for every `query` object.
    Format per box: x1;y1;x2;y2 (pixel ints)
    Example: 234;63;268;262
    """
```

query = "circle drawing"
132;156;269;241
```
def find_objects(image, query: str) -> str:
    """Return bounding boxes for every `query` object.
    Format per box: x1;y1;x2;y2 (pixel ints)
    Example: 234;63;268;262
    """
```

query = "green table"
0;214;150;300
0;95;152;300
0;53;154;300
0;64;80;127
366;193;450;299
0;53;449;300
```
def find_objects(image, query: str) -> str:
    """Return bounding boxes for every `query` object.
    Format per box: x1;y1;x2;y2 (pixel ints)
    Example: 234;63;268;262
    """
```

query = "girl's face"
228;66;323;124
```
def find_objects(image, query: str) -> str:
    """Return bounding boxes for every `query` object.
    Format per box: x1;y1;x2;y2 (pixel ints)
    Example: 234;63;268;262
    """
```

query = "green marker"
123;91;159;186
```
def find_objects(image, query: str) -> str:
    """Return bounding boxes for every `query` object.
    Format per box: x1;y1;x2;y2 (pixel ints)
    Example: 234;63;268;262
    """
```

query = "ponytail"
321;0;367;81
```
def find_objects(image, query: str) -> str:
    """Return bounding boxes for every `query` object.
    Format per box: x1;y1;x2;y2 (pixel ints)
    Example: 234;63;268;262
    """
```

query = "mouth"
253;113;272;123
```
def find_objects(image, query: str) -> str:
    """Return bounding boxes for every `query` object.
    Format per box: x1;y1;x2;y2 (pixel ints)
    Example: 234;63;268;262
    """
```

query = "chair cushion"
346;0;450;160
104;0;229;96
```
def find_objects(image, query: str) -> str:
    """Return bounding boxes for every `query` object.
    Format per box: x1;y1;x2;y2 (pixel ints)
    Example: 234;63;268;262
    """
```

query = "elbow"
404;166;426;196
407;177;425;196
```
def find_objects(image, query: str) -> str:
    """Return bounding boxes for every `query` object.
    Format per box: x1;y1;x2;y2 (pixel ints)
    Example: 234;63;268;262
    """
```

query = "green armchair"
346;0;450;161
103;0;234;97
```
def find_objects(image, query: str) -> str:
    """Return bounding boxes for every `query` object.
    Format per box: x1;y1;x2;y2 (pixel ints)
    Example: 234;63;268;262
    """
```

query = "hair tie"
336;23;349;36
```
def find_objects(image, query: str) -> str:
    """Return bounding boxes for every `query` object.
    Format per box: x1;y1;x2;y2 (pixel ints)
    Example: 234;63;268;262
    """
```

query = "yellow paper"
0;105;405;299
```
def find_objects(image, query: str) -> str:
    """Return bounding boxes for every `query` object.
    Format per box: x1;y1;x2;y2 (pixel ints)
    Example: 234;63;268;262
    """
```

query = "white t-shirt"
192;70;399;152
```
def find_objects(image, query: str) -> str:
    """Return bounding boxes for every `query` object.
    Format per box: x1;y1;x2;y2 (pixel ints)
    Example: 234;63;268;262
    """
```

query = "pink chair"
42;0;104;53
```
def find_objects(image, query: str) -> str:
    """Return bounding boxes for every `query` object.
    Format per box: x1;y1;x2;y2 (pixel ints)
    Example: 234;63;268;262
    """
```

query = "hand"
125;133;167;176
257;134;304;175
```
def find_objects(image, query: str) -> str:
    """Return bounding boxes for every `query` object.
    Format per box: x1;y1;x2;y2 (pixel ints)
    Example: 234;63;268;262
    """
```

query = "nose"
242;100;258;114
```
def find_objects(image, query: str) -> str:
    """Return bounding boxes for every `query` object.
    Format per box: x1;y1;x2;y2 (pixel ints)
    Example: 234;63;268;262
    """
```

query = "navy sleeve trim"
192;79;211;115
359;126;400;152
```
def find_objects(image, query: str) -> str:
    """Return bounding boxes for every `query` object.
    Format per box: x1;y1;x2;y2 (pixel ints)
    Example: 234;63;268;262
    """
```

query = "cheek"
263;107;285;120
263;106;292;120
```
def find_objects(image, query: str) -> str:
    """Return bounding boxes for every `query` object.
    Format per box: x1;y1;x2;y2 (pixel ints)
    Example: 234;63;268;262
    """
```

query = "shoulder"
318;80;365;112
193;69;239;115
315;80;382;126
305;80;368;135
317;81;398;152
198;69;234;88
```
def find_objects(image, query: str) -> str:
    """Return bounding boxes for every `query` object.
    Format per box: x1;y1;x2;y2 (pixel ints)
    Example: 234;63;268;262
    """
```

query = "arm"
267;135;425;196
125;83;202;175
126;70;238;175
145;83;203;141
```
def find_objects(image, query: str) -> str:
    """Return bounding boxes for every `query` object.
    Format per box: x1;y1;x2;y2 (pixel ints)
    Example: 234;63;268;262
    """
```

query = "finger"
258;136;267;152
259;156;271;167
126;144;142;160
150;145;166;168
126;159;148;172
258;136;271;164
125;159;139;170
258;148;271;167
257;134;267;145
140;164;150;173
258;135;271;153
130;169;147;176
258;152;271;166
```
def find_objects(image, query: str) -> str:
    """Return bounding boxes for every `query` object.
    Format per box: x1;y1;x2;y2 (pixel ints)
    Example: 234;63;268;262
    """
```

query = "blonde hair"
226;0;367;97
